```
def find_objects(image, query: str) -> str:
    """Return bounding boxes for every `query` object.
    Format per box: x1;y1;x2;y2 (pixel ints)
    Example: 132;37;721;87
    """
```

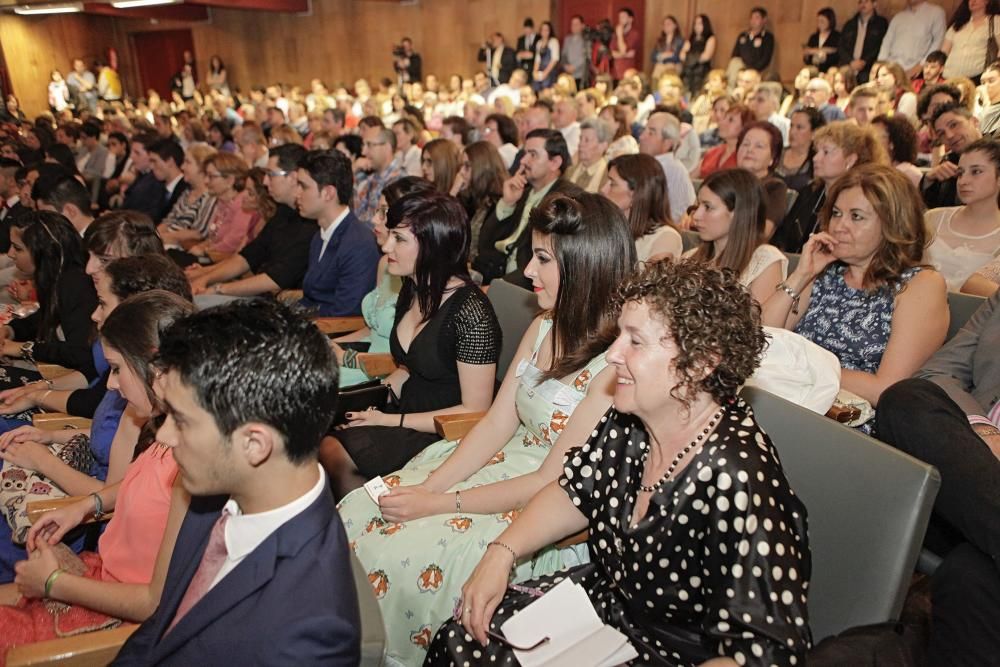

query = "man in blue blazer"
112;300;360;666
296;150;380;316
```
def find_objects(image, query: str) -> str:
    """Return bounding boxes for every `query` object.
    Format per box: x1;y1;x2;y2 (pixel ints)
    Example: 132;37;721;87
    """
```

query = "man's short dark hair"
270;143;307;172
150;139;184;169
81;122;101;140
358;115;385;130
34;174;89;213
131;132;159;151
57;123;80;141
617;96;639;110
105;253;193;302
393;117;418;137
323;108;346;125
619;7;635;18
300;149;353;205
918;82;962;118
0;157;20;175
926;50;947;65
751;6;768;18
156;299;339;464
523;17;534;28
108;131;128;146
442;116;474;147
525;128;570;175
931;101;973;127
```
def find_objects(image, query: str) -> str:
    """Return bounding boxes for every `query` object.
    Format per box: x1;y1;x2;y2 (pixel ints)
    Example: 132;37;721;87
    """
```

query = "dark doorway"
129;29;195;99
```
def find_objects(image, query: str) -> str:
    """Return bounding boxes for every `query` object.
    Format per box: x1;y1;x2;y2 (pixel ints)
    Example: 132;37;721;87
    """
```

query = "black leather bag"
334;380;390;426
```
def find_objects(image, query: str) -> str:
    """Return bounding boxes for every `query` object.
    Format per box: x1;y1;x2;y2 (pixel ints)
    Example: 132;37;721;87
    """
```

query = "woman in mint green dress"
337;192;637;666
332;177;432;387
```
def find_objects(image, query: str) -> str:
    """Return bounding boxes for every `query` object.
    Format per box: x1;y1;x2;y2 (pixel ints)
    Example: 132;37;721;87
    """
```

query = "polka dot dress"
424;399;812;666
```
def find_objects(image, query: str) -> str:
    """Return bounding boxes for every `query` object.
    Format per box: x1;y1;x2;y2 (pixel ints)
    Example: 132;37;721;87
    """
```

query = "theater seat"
741;386;940;642
946;291;985;342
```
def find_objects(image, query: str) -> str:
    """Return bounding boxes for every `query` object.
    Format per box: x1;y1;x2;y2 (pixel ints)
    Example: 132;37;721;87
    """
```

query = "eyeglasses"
267;169;291;178
363;141;388;149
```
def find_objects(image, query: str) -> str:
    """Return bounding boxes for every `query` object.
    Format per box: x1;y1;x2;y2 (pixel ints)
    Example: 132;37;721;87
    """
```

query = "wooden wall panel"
0;13;128;117
0;0;969;116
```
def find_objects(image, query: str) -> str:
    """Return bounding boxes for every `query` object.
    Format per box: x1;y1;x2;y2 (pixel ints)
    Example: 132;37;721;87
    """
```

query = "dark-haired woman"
803;7;841;69
483;113;519;169
320;192;502;497
776;107;825;193
0;291;193;653
428;259;811;666
338;192;635;666
685;168;787;305
453;141;507;261
0;212;97;395
206;55;229;96
207;120;236;154
332;176;435;387
872;113;923;188
736;120;790;237
421;138;461;195
680;14;717;95
602;154;683;261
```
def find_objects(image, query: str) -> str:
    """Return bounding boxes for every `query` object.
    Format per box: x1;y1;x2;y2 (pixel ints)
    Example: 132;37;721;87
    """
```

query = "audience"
804;7;841;69
177;152;256;266
877;0;947;78
839;0;889;84
602;154;682;261
564;118;610;192
736;120;789;237
120;134;166;222
922;102;983;209
871;113;923;187
429;259;810;666
454;141;506;260
158;143;216;248
776;107;825;193
940;0;1000;82
639;111;696;220
872;60;918;118
419;138;461;194
680;13;716;94
354;123;405;224
697;103;752;178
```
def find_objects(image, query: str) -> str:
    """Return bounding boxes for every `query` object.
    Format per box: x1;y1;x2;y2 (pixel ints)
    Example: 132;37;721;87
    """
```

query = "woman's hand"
343;408;392;428
26;497;91;551
8;279;33;303
460;546;515;646
378;484;444;523
0;390;39;415
0;439;55;472
330;341;345;365
794;232;839;284
0;383;37;404
14;540;61;599
0;425;54;450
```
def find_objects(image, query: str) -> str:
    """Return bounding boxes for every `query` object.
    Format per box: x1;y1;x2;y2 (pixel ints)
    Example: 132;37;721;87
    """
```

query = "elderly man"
638;111;696;218
552;97;582;157
749;82;789;145
802;77;846;123
564;118;611;192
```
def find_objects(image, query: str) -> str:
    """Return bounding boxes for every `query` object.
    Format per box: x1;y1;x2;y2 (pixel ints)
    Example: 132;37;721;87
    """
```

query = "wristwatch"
213;283;224;295
19;341;34;364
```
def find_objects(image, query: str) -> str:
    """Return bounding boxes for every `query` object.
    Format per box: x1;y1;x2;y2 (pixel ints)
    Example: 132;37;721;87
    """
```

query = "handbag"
0;434;95;544
334;379;391;426
987;16;999;71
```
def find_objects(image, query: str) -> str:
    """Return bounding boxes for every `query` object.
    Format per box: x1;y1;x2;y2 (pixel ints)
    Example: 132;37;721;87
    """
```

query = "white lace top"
925;206;1000;291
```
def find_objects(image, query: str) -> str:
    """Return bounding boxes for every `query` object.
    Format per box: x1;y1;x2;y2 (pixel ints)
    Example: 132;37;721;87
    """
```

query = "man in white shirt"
111;300;361;665
552;97;582;158
639;112;696;219
878;0;946;78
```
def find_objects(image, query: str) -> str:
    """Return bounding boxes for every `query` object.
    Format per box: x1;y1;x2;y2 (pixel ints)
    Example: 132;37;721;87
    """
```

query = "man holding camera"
393;37;422;85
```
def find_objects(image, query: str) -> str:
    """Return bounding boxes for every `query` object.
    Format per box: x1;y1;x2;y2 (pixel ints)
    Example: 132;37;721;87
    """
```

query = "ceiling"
1;0;312;20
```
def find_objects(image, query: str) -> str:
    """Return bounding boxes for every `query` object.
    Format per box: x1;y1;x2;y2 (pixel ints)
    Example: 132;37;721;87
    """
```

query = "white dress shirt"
318;207;350;260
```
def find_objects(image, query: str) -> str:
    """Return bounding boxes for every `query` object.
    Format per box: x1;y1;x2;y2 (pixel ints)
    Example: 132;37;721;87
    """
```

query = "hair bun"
533;193;584;234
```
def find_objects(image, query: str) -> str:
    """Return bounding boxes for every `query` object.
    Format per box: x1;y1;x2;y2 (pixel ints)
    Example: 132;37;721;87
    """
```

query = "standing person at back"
611;8;641;82
297;150;379;317
729;7;775;80
839;0;889;84
878;0;947;79
111;300;360;666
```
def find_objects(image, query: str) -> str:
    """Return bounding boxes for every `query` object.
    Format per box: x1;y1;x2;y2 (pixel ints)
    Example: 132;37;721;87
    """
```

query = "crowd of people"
0;1;995;665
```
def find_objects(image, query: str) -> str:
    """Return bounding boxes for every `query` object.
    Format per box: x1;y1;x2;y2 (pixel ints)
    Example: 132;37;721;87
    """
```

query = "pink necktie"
166;512;230;633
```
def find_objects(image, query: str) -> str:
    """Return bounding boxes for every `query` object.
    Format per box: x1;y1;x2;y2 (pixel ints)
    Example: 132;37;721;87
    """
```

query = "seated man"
297;150;379;316
921;102;981;209
877;293;1000;665
112;300;360;665
190;144;315;307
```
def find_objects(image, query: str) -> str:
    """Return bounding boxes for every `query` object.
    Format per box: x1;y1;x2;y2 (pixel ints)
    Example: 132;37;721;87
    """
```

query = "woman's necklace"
638;405;725;494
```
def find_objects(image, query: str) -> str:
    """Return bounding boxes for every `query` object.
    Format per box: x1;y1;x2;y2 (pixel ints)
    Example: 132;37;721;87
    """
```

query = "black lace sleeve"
451;287;502;365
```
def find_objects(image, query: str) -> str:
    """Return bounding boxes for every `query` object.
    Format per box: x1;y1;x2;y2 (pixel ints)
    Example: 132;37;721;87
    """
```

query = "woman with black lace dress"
320;192;501;499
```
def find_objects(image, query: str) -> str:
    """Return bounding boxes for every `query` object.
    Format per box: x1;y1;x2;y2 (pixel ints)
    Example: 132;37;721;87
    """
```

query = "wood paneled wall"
0;0;970;117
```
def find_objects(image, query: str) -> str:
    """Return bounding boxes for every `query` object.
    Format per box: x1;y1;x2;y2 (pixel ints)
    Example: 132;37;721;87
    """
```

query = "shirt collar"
222;465;327;562
165;174;183;195
320;206;350;238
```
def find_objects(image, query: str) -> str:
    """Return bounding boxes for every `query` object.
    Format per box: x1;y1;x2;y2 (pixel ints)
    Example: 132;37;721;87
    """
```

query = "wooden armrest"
26;495;112;526
357;353;397;379
6;623;138;667
313;316;366;335
32;413;93;431
554;529;588;549
36;364;74;382
277;289;304;304
433;411;487;440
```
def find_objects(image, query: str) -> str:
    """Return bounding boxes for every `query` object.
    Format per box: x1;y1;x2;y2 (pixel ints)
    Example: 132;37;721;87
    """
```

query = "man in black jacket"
516;18;538;76
922;103;981;209
837;0;889;84
149;139;189;223
122;133;166;222
473;129;581;286
478;33;517;86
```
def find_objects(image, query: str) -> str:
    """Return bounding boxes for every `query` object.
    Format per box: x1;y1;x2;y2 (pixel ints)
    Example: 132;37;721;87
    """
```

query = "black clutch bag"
334;379;391;425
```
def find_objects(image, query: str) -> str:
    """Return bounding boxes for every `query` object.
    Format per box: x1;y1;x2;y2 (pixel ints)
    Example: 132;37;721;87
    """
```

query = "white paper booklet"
500;578;639;667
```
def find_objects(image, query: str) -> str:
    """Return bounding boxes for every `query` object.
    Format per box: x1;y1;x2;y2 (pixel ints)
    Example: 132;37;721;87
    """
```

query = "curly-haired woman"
428;259;813;667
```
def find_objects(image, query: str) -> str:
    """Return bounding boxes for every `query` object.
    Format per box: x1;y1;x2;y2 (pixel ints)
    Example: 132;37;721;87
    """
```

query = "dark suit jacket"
0;200;27;254
837;13;889;83
472;179;582;285
771;182;825;255
159;179;190;223
478;45;517;85
122;170;166;222
300;211;380;316
516;33;537;73
112;486;360;666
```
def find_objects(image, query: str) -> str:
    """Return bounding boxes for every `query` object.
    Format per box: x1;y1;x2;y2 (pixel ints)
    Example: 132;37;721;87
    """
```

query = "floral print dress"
337;318;602;666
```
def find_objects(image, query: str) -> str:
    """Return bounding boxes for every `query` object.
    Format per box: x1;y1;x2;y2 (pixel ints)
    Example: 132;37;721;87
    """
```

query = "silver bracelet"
775;281;802;315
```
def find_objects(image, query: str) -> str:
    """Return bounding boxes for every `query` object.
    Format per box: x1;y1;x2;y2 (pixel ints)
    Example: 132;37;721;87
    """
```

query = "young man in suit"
297;150;380;316
149;139;189;223
838;0;889;84
122;133;166;222
112;299;360;665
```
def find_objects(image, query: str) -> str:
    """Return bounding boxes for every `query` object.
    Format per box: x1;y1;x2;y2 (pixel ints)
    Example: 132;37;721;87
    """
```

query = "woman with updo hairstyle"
763;163;948;431
602;153;683;261
686;168;788;305
429;259;811;666
320;191;502;498
338;192;635;666
420;137;462;194
774;120;887;254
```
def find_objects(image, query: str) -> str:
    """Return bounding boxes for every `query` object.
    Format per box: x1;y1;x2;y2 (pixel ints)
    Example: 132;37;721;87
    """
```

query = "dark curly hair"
617;259;766;407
